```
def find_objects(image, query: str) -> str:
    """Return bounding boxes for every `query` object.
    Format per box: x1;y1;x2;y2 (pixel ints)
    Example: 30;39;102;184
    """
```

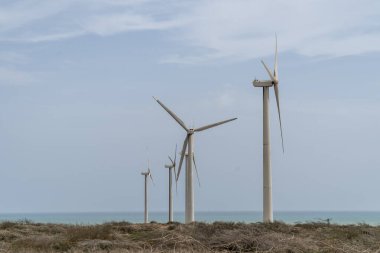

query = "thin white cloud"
0;0;180;42
0;0;72;32
0;31;87;43
82;13;181;36
169;0;380;63
1;0;380;62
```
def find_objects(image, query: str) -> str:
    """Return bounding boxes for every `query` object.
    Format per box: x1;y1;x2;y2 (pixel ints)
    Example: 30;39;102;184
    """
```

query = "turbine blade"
261;60;275;81
168;156;174;165
274;34;278;80
149;173;155;185
153;97;188;131
194;118;237;132
193;154;201;187
173;167;178;194
174;144;177;166
176;135;188;181
274;84;284;152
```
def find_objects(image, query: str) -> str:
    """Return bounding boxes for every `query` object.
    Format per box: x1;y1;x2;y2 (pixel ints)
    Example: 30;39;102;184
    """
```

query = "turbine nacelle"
141;168;154;184
252;79;274;87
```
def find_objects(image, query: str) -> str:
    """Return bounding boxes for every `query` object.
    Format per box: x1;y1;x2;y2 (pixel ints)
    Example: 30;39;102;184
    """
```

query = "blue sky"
0;0;380;213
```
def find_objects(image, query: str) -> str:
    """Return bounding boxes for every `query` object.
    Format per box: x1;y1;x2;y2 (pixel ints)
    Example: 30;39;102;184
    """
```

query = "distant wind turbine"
164;145;177;223
252;35;284;223
141;162;154;224
153;97;237;223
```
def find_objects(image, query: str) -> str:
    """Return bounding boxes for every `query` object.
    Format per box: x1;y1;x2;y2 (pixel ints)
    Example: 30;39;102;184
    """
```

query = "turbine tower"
252;35;284;223
141;164;154;224
154;97;237;223
164;145;177;222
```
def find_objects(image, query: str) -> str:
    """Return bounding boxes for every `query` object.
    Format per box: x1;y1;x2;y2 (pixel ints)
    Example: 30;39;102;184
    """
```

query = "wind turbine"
164;145;177;222
153;97;237;223
141;163;154;224
252;35;284;223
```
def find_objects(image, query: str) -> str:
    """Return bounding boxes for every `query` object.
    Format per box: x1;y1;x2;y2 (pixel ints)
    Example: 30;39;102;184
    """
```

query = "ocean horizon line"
1;210;379;214
0;211;379;225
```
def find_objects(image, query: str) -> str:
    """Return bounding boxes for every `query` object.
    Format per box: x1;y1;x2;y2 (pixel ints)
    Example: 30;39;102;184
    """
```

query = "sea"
0;211;379;225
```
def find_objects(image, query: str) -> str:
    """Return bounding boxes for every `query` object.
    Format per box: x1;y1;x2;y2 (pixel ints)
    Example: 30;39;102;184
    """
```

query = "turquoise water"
0;211;379;225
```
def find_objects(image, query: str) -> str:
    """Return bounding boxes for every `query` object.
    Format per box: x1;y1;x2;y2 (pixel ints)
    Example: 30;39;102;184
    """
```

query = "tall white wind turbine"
252;36;284;223
153;97;237;223
141;164;154;224
164;145;177;222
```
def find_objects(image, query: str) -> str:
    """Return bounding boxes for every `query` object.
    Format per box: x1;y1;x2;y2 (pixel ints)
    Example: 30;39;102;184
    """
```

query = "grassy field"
0;220;379;252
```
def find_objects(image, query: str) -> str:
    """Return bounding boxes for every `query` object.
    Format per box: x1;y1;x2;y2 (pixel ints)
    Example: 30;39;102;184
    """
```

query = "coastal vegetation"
0;220;379;252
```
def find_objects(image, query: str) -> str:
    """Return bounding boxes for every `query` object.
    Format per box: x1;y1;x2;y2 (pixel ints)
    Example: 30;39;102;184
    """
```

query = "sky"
0;0;380;213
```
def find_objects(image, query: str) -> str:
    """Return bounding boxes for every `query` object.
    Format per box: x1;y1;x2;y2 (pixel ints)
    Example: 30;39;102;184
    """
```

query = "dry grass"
0;220;379;252
66;224;114;242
